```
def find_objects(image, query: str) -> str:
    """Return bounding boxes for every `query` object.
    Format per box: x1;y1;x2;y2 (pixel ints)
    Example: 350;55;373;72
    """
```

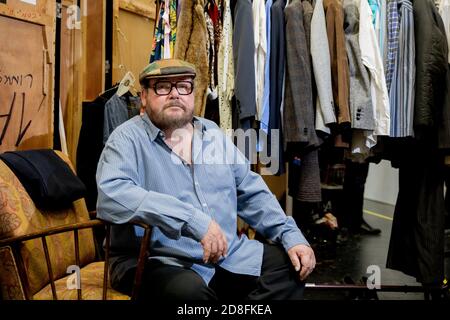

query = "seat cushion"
33;261;130;300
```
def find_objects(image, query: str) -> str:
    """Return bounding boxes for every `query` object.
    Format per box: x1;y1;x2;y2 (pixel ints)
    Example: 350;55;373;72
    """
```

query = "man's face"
141;75;195;131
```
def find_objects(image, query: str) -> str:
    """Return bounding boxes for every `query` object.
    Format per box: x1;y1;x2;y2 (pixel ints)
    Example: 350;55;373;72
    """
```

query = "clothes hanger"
98;84;119;97
116;71;138;97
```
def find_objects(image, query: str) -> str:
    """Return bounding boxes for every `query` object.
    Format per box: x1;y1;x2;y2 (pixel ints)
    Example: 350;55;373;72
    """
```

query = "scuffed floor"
302;199;447;300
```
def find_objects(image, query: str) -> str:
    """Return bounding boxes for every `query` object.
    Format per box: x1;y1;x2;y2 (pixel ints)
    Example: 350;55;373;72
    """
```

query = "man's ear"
140;88;147;107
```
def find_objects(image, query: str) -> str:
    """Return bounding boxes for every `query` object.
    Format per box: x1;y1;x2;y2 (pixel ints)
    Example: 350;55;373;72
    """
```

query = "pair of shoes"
359;220;381;235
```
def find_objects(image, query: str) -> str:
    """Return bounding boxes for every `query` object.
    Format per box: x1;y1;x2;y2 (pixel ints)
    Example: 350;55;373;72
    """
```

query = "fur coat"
174;0;209;117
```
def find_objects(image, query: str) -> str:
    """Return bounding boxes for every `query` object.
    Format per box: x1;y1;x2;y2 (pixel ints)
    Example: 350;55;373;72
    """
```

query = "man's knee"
254;244;305;300
150;268;217;301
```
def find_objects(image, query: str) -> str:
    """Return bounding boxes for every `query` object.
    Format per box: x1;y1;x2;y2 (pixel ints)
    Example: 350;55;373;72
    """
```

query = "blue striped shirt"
389;0;415;137
96;113;308;284
258;0;273;152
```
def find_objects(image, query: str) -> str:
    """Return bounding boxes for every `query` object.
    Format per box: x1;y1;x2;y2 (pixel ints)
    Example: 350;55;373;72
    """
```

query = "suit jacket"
233;0;257;120
343;0;375;131
284;0;319;146
311;0;337;132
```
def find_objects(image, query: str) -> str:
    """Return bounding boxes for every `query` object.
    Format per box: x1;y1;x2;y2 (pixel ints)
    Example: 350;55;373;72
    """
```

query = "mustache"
163;101;186;110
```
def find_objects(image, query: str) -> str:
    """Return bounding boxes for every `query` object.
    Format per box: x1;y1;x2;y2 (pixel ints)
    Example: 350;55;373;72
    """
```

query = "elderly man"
96;58;315;300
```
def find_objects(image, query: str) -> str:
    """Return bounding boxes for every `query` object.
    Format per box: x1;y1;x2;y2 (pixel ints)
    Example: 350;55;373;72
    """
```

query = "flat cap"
139;58;197;85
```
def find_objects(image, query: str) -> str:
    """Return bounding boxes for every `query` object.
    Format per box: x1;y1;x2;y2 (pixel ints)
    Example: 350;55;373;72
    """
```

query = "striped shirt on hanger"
389;0;415;137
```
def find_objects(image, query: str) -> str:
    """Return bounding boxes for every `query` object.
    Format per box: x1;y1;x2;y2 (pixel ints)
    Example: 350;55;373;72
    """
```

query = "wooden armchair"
0;151;151;300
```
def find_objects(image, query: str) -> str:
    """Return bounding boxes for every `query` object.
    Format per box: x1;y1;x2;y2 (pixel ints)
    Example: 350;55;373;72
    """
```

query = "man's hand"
200;220;228;264
287;244;316;281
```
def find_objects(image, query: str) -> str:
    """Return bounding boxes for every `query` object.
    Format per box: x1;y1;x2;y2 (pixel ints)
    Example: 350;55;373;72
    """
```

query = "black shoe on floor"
359;220;381;235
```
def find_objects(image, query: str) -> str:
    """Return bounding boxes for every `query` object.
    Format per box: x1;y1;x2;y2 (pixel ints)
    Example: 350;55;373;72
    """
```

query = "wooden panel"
60;0;83;166
119;0;156;19
83;0;105;101
0;14;54;152
0;0;53;26
113;0;155;85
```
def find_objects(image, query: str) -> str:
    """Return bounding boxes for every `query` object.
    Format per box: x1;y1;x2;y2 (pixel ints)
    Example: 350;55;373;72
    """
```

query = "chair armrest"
0;219;152;300
0;220;104;247
95;219;152;300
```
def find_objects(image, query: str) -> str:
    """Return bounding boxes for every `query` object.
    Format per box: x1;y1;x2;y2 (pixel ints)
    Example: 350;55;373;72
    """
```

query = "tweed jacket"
284;0;319;146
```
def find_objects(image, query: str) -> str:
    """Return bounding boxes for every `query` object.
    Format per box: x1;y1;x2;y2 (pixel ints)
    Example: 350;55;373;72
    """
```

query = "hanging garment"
387;138;446;285
439;64;450;151
344;0;375;131
368;0;380;28
341;159;370;232
209;1;222;90
389;0;415;138
311;0;336;135
151;0;177;62
413;0;449;144
387;0;450;286
359;0;391;138
233;0;257;122
253;0;267;121
284;0;319;146
287;149;322;203
103;94;141;145
379;0;388;72
269;0;288;175
344;0;376;160
323;0;351;127
218;0;235;132
302;0;318;126
77;90;116;211
302;0;314;52
258;0;273;152
385;0;400;92
150;3;165;62
203;8;220;126
439;0;450;63
205;12;217;97
174;0;209;117
168;0;177;58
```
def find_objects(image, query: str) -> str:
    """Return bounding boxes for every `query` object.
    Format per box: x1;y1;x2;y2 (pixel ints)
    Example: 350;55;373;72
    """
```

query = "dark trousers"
387;141;445;285
341;160;369;232
114;244;305;300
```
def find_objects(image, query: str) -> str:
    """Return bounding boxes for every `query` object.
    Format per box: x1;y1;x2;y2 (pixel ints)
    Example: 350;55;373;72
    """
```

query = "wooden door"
0;0;55;152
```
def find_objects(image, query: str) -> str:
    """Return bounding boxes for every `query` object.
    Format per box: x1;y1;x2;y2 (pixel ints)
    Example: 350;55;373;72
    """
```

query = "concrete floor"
302;199;432;300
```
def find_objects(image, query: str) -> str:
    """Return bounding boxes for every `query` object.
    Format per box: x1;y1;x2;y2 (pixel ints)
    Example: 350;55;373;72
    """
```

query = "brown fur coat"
174;0;209;117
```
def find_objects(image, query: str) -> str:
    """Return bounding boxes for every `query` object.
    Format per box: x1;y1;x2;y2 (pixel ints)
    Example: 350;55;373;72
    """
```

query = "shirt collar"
140;111;206;142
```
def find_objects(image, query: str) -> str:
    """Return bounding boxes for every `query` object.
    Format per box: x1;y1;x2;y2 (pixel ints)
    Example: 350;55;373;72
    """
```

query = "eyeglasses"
152;81;194;96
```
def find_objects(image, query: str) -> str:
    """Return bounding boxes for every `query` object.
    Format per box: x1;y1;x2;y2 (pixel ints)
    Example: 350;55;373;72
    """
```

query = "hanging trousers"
386;140;446;285
114;243;305;300
341;160;370;232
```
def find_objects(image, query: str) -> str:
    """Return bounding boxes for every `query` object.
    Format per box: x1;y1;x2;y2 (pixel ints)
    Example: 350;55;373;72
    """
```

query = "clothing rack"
147;0;450;300
305;282;449;299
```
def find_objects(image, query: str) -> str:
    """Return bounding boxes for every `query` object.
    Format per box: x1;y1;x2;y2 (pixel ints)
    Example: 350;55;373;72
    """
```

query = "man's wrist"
183;208;212;241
